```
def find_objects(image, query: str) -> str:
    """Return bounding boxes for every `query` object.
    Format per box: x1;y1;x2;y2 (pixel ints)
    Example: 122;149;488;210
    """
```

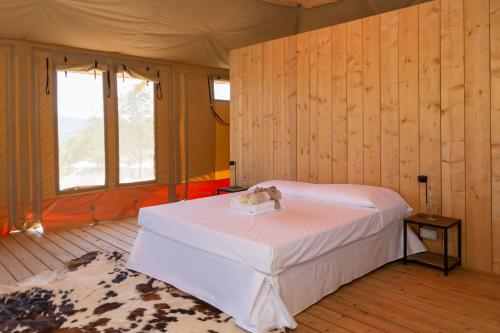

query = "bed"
126;181;426;332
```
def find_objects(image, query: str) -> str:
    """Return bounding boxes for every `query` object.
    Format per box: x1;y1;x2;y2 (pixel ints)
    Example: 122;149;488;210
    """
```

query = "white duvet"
138;181;413;275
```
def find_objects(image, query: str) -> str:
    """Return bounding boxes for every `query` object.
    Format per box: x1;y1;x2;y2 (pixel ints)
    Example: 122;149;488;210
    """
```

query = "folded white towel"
230;198;285;216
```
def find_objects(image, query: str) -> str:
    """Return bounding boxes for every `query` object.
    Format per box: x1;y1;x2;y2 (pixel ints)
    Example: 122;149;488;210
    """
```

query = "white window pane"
214;79;230;101
57;71;106;191
117;76;156;184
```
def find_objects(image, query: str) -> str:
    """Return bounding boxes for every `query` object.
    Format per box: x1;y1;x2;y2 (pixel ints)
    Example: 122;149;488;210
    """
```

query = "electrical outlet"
420;227;438;241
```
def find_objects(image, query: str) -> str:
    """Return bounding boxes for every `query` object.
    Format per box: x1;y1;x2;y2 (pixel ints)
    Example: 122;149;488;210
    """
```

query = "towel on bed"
230;197;285;215
238;186;282;209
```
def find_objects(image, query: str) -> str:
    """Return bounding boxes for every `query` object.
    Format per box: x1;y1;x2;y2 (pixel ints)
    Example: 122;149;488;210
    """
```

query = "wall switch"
420;227;438;241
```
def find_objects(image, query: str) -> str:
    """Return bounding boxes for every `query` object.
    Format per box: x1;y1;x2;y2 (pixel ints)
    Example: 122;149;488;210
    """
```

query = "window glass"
57;71;106;191
213;79;230;101
117;75;156;184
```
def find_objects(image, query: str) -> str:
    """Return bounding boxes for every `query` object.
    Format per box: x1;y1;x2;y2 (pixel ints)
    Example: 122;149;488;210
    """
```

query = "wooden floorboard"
101;221;137;238
0;241;33;282
0;217;499;333
67;228;129;263
0;260;16;285
79;226;133;252
24;230;75;263
37;230;87;258
0;235;49;275
10;232;65;271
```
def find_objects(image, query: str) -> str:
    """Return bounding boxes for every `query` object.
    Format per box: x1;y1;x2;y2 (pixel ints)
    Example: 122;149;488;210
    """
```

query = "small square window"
213;79;230;101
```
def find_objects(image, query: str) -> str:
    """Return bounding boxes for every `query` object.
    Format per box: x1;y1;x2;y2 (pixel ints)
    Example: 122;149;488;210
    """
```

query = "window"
213;79;230;101
117;75;156;184
56;70;106;191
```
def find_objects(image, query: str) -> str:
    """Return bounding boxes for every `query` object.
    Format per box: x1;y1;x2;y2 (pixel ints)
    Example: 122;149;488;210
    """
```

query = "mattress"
138;182;412;275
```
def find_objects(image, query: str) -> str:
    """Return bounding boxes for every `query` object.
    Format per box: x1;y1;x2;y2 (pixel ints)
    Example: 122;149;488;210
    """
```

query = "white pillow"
251;180;412;226
250;181;377;207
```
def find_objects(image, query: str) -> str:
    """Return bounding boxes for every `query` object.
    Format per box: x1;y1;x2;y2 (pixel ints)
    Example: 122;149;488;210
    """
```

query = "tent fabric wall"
0;46;10;234
174;70;231;201
0;39;228;233
215;101;230;180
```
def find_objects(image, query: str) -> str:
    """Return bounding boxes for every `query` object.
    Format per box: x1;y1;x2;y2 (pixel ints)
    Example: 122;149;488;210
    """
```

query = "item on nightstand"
416;175;436;220
425;186;437;219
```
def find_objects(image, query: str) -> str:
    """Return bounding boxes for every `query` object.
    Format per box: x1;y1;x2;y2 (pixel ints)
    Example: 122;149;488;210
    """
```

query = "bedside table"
403;214;461;276
216;186;249;195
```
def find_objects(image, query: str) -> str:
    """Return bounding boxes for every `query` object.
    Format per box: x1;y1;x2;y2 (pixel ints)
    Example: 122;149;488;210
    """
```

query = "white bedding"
128;182;426;332
138;182;411;275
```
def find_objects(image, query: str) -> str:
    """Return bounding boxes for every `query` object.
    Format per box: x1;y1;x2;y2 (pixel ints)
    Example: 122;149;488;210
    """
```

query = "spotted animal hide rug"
0;251;245;333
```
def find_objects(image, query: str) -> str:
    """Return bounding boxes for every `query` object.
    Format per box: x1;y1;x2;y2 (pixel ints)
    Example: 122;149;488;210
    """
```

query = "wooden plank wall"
230;0;500;274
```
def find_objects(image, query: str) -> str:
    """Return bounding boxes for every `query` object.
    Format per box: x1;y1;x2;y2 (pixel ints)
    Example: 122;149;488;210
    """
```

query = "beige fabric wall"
0;46;10;230
177;71;230;184
186;74;216;182
0;38;228;230
215;102;230;180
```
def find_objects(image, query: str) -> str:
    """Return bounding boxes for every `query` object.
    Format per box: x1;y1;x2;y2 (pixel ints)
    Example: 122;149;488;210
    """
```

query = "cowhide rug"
0;251;246;333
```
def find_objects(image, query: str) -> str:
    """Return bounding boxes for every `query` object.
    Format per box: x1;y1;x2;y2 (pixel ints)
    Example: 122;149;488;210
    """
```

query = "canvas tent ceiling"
0;0;427;68
261;0;340;8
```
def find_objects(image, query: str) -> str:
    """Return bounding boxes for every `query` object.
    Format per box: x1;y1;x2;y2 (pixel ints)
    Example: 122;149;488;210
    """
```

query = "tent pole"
183;74;189;200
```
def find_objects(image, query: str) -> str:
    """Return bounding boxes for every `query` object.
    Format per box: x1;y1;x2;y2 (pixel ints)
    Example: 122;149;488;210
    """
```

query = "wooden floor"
1;218;499;333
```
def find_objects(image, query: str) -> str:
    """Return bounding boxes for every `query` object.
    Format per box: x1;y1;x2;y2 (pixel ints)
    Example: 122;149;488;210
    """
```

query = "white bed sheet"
128;183;426;332
138;193;402;275
127;221;426;333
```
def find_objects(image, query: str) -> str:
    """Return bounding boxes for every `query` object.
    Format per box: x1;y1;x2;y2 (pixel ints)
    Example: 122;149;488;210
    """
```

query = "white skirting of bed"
126;221;425;333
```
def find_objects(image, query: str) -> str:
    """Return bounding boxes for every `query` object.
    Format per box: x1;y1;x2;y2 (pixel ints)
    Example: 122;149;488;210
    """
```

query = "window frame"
53;69;109;195
211;76;230;103
115;74;158;187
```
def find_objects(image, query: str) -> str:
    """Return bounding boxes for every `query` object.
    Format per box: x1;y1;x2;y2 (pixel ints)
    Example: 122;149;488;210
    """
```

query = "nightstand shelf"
407;252;460;271
403;214;461;276
216;186;249;195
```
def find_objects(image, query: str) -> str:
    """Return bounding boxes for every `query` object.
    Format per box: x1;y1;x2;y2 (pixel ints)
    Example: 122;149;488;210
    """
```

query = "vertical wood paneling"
284;35;297;181
237;50;245;185
318;27;333;184
250;44;263;184
441;0;465;259
309;30;320;183
230;1;500;273
464;0;492;272
229;49;242;186
272;38;286;180
419;1;442;214
332;24;348;183
262;41;274;181
241;46;252;186
346;20;364;184
362;15;381;186
380;11;400;191
491;0;500;273
297;32;310;182
398;6;420;210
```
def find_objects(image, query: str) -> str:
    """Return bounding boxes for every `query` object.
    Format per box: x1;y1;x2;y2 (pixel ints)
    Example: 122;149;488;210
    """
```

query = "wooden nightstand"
216;186;249;195
403;214;461;276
